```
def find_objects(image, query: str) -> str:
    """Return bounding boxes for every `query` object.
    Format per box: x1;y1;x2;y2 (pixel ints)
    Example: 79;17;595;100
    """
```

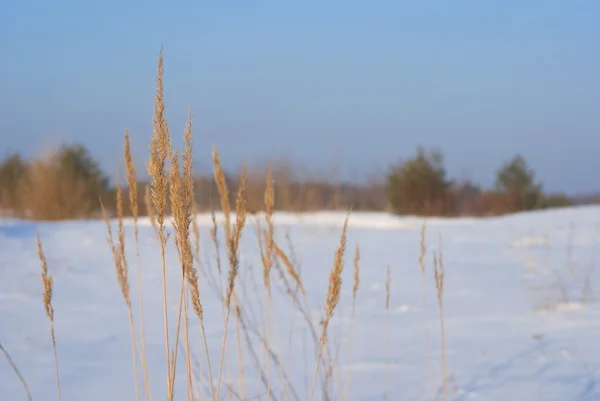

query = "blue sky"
1;1;599;193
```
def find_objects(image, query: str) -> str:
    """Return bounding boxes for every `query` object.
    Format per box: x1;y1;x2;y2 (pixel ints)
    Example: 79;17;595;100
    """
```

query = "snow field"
1;206;600;400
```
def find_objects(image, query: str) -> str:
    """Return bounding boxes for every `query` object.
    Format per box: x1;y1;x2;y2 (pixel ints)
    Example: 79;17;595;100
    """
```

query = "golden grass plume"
37;233;62;401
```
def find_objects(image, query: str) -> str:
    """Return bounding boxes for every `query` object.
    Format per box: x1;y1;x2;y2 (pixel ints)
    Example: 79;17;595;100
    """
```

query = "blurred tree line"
386;148;571;216
0;143;575;221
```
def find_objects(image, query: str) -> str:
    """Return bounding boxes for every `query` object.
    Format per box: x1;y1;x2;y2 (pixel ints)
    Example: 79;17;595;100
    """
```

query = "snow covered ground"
2;206;600;400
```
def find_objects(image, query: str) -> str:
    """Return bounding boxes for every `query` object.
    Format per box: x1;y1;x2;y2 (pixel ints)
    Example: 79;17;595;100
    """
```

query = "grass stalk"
37;234;62;401
101;185;140;401
169;109;209;401
309;213;349;401
0;341;33;401
418;222;434;400
191;201;208;401
434;235;447;401
233;294;247;400
262;167;275;401
343;244;360;401
213;149;247;399
125;131;152;401
384;265;391;401
168;151;187;400
183;289;194;401
147;47;173;400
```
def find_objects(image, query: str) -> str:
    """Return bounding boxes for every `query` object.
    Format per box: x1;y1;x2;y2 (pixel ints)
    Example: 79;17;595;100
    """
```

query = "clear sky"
1;1;599;193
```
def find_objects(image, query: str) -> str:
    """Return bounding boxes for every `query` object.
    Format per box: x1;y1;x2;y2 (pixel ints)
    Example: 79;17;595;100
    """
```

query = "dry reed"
434;235;447;401
384;264;391;401
210;208;223;285
273;242;305;297
309;212;349;401
146;47;174;400
181;115;199;401
37;233;61;401
233;293;248;399
213;148;247;399
168;134;190;399
190;175;216;401
211;147;231;249
343;244;360;401
190;200;213;401
270;235;337;400
258;231;292;400
0;341;33;401
144;185;158;236
262;167;275;401
419;221;434;399
124;131;152;401
101;187;140;401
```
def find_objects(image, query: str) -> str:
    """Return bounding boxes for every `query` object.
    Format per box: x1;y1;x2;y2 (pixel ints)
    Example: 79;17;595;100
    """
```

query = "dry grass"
211;146;248;400
434;235;447;401
309;212;349;401
261;167;276;401
273;241;305;297
101;183;142;401
384;264;391;401
37;234;61;401
25;49;452;401
419;222;434;399
343;245;360;401
168;107;213;401
125;131;152;401
0;341;33;401
147;47;174;400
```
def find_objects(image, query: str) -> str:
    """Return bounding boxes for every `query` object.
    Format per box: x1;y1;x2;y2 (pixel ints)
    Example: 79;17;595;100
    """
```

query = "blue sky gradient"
1;1;599;192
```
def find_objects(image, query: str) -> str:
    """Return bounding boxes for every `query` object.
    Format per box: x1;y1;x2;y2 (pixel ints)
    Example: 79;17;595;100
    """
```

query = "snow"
1;206;600;400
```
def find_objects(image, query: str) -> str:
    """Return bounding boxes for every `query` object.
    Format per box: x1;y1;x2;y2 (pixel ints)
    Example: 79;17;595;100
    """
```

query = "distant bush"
55;144;109;208
541;193;571;209
0;144;110;220
451;182;507;216
0;153;27;211
386;148;455;216
494;154;545;213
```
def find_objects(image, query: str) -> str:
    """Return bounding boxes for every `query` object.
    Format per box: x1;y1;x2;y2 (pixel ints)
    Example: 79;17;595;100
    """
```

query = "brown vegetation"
0;146;108;220
0;135;579;221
